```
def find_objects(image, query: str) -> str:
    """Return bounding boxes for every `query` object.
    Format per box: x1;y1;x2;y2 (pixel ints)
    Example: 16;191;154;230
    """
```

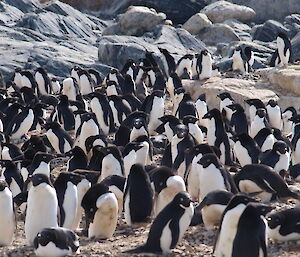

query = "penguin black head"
31;174;51;187
256;108;267;118
226;194;258;210
267;212;284;229
175;124;188;138
150;166;175;193
277;32;289;40
217;92;233;101
244;98;265;108
246;202;274;217
227;103;244;112
174;87;185;95
81;112;97;123
273;141;288;154
0;180;8;191
110;68;118;75
44;122;61;131
231;133;252;143
55;172;84;185
15;67;22;73
201;49;209;56
267;99;278;108
202;108;221;120
182;115;198;125
133;118;145;129
32;152;54;164
65;146;85;158
99;146;122;157
151;90;164;98
198;153;221;168
173;191;192;208
288;114;300;124
192;144;219;157
197;93;206;102
158;115;180;125
34;229;54;247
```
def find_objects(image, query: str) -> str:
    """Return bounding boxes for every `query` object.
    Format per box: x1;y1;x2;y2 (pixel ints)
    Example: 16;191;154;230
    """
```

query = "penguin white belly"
273;153;290;173
91;99;109;135
35;242;71;257
79;75;93;95
52;81;60;94
188;124;203;144
21;76;32;88
130;127;148;142
207;118;216;146
166;77;174;100
277;38;289;66
11;110;34;140
199;57;212;80
219;142;226;165
109;101;120;127
250;117;265;138
25;186;58;245
195;100;208;127
100;154;123;182
73;179;91;231
21;167;29;182
220;99;234;121
0;188;15;246
171;136;182;163
178;203;194;241
88;193;118;239
261;135;275;152
238;180;272;202
202;204;225;230
187;163;200;201
35;72;47;95
199;165;226;200
79;120;99;153
0;120;3;132
249;106;256;122
124;150;136;178
135;143;149;166
232;53;245;73
267;106;282;130
46;129;60;153
160;221;172;254
9;177;21;197
109;185;123;215
215;204;246;257
165;123;174;142
124;193;131;225
148;70;156;86
63;138;72;154
148;97;164;135
234;142;252;166
176;59;192;77
62;182;78;229
14;73;22;89
292;139;300;165
268;226;300;242
33;162;50;177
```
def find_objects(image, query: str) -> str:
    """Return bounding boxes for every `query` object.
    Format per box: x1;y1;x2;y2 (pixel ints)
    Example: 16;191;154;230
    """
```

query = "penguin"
65;146;88;172
1;142;23;160
140;90;164;135
195;93;208;129
121;59;136;80
213;194;258;257
182;115;204;144
77;69;95;95
291;114;300;164
227;103;248;135
172;87;185;116
266;99;282;130
232;46;253;74
282;106;296;135
159;48;176;77
51;77;61;95
254;127;275;152
89;92;114;135
35;67;52;96
19;70;38;92
249;108;271;138
270;49;281;67
44;122;73;154
196;190;234;230
101;175;126;215
126;191;194;255
234;164;300;202
196;49;213;80
132;135;153;166
217;92;234;122
25;174;58;246
124;164;153;226
55;95;75;132
20;86;38;105
121;74;136;95
108;95;131;127
272;128;292;153
230;203;273;257
198;153;238;200
62;77;78;102
87;145;105;172
84;134;107;156
0;180;15;246
231;134;261;166
156;115;181;142
21;135;47;160
104;68;125;88
176;54;193;79
150;166;186;216
70;65;81;83
289;164;300;182
98;146;124;182
267;207;300;242
276;32;292;67
122;94;142;112
0;160;24;197
27;152;54;178
88;68;102;86
54;172;83;229
81;183;118;239
6;106;34;140
245;98;266;122
166;73;182;101
259;141;290;173
122;142;144;177
33;227;79;257
203;109;232;165
129;117;149;142
175;93;198;120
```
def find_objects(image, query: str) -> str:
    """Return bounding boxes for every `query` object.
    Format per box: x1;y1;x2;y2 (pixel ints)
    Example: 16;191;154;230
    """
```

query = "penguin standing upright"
182;115;204;144
33;227;79;257
126;192;194;254
249;108;271;138
66;146;88;172
25;174;58;246
203;109;232;165
27;152;53;178
232;46;253;74
196;50;213;80
81;183;118;239
227;104;248;135
121;59;136;80
166;73;182;101
124;164;153;226
35;67;51;96
276;32;292;67
88;68;102;86
282;107;296;135
62;78;78;102
51;77;61;95
245;98;266;122
266;99;282;130
0;180;15;246
254;127;275;152
156;115;180;142
130;117;149;142
159;48;176;78
176;54;193;79
56;95;75;132
195;93;208;128
78;69;95;95
175;93;198;120
217;92;234;122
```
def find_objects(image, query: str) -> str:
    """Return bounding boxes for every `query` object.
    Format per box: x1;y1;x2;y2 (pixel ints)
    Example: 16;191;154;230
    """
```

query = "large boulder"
284;14;300;39
197;24;240;45
182;13;212;35
0;1;24;24
201;1;255;23
252;20;289;42
292;32;300;61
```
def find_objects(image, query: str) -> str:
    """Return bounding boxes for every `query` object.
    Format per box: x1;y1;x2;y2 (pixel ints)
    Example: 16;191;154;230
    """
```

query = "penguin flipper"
161;143;172;168
251;176;276;194
259;231;268;257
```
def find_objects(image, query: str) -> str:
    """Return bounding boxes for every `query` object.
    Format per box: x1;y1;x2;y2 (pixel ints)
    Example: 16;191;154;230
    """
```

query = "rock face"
202;1;256;23
182;13;212;35
252;20;289;42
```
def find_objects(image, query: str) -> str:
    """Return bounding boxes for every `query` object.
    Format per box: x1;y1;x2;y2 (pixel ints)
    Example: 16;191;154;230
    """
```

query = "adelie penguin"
124;164;153;226
129;117;149;142
25;174;58;246
249;108;271;138
276;32;292;67
176;54;193;79
267;207;300;242
126;191;194;255
166;73;182;101
259;141;290;174
62;77;79;102
175;92;198;120
182;115;204;144
156;115;180;142
195;49;213;80
65;146;88;172
254;127;275;152
77;69;95;95
34;67;52;96
232;46;254;74
217;92;234;122
195;93;208;129
55;95;75;132
245;98;266;122
234;164;300;202
33;227;80;257
266;99;282;130
26;152;54;179
81;183;118;239
122;142;144;177
0;180;15;246
282;106;296;135
227;103;248;135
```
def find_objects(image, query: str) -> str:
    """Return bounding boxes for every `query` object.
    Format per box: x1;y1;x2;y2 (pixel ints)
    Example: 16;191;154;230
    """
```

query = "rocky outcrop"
182;13;212;35
252;20;289;42
201;1;256;23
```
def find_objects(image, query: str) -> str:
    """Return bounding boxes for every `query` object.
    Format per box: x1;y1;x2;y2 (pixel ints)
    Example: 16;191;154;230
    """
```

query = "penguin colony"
0;32;299;257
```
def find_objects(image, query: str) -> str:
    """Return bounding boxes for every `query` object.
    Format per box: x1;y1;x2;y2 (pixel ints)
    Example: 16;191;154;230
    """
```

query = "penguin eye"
90;208;93;212
180;197;183;202
159;182;163;186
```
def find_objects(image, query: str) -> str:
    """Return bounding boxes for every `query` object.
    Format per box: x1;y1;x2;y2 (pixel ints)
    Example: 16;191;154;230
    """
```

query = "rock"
182;13;212;35
118;6;166;36
223;19;252;41
252;20;289;42
292;32;300;61
4;0;40;13
0;1;24;24
201;1;255;23
197;24;240;46
284;14;300;39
